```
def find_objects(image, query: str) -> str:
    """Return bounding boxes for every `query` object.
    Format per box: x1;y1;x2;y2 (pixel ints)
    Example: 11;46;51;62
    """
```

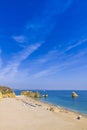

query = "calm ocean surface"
14;90;87;115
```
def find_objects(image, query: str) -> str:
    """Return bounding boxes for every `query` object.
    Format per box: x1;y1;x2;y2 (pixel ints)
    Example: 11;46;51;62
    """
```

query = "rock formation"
20;91;41;98
42;94;48;98
0;92;3;99
72;91;78;98
0;86;16;98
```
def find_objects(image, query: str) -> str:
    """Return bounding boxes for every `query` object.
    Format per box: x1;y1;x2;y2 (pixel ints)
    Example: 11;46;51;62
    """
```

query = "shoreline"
15;90;87;116
16;95;87;118
29;96;87;117
0;95;87;130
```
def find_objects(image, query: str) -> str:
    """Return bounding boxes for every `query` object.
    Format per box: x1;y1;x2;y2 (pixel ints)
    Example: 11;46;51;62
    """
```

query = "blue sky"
0;0;87;90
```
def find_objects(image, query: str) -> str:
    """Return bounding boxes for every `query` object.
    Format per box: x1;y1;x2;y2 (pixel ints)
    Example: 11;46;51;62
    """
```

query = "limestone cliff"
0;86;16;98
20;91;41;98
0;92;3;98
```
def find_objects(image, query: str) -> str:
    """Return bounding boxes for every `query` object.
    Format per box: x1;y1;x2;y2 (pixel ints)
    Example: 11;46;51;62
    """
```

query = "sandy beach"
0;96;87;130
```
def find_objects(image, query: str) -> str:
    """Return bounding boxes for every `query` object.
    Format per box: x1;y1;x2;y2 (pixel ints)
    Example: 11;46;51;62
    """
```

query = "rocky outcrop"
42;94;48;98
0;92;3;99
2;92;16;98
20;91;41;98
72;91;78;98
0;86;16;98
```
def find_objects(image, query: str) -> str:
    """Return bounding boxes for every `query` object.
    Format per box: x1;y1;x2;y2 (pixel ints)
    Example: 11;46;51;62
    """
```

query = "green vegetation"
20;91;41;98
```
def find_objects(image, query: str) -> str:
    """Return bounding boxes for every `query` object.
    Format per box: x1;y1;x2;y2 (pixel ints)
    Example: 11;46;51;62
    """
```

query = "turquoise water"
14;90;87;115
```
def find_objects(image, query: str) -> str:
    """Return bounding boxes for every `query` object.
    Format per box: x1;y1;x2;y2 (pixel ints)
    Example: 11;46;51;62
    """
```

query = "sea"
14;90;87;115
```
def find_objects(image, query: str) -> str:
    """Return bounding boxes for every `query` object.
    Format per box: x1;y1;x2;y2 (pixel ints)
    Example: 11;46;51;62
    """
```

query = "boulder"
77;115;81;120
42;94;48;98
72;91;78;98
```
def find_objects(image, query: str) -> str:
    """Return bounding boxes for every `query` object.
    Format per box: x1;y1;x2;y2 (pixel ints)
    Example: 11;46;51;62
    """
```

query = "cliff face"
0;86;16;98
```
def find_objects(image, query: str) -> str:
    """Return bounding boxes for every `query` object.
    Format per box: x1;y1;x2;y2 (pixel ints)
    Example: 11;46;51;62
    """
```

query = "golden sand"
0;96;87;130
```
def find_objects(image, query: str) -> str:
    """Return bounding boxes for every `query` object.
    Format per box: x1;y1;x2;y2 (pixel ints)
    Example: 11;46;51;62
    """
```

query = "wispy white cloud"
37;50;58;64
0;41;86;88
66;38;87;51
1;0;86;89
10;0;72;82
24;0;73;46
12;35;27;43
32;69;50;78
0;43;41;80
29;62;71;79
27;45;87;79
8;0;72;86
13;43;41;62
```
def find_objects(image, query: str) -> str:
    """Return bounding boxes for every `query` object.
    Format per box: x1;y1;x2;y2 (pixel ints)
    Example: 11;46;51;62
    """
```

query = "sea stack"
72;91;78;98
